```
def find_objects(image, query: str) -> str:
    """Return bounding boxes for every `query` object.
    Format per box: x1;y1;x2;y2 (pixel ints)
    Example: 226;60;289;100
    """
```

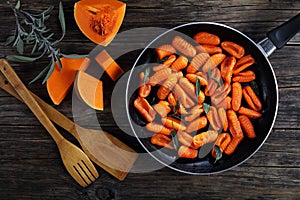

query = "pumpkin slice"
74;0;126;46
46;57;88;105
74;70;104;110
95;50;124;81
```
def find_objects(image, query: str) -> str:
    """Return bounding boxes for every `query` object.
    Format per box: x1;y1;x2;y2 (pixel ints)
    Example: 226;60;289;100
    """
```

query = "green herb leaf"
214;145;223;163
31;41;38;54
203;103;210;114
143;67;150;85
195;77;201;100
42;61;55;84
46;33;54;40
42;6;54;15
6;1;84;84
36;18;43;28
171;123;179;151
12;36;19;47
208;69;222;87
38;42;45;51
16;38;24;55
159;55;170;64
55;55;63;71
29;63;50;84
15;0;21;10
58;2;66;36
5;35;15;46
250;81;259;96
41;13;45;25
60;54;87;59
6;55;37;62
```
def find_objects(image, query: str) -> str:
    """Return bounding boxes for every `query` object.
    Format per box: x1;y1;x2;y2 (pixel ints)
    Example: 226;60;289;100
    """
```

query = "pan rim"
125;21;279;175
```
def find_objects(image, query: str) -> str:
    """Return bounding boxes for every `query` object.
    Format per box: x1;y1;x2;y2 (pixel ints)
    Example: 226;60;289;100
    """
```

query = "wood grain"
0;0;299;199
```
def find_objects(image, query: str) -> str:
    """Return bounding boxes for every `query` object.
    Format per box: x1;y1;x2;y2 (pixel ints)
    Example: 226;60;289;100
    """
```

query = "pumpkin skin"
74;0;126;46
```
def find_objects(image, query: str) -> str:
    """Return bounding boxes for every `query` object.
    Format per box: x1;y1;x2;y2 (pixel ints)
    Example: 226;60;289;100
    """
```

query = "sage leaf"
143;67;150;85
195;77;201;100
5;35;16;46
203;102;210;114
208;69;222;87
46;33;54;40
12;36;19;47
15;0;21;10
55;55;63;71
31;41;38;54
29;63;50;84
6;55;37;62
214;145;223;163
159;55;169;64
42;61;55;84
38;42;45;51
58;2;66;36
6;1;85;84
36;18;43;28
171;124;179;151
42;6;54;15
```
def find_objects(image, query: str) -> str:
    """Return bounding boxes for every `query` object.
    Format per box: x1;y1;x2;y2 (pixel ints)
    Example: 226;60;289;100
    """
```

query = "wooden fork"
0;59;99;187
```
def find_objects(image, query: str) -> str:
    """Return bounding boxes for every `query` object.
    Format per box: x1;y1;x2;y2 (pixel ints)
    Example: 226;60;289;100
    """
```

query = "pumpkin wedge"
46;57;88;105
95;50;124;81
74;0;126;46
74;70;104;110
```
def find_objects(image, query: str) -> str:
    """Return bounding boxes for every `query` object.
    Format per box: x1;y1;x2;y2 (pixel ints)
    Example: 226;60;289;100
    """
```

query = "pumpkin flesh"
46;57;87;105
74;70;104;110
74;0;126;46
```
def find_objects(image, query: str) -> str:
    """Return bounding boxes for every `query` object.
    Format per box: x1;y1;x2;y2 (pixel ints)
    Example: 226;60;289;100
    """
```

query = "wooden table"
0;0;299;199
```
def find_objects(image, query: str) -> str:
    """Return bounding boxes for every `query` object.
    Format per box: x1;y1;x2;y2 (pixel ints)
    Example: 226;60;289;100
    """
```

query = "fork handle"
0;59;64;144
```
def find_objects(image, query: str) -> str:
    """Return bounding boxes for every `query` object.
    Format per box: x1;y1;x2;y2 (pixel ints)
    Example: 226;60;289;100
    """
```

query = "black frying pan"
126;13;300;174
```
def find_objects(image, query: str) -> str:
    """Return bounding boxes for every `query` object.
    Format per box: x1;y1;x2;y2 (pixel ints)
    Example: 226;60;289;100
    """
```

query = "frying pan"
126;13;300;174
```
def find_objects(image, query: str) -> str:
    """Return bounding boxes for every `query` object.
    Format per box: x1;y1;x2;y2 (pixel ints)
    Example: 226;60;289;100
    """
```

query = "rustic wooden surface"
0;0;299;199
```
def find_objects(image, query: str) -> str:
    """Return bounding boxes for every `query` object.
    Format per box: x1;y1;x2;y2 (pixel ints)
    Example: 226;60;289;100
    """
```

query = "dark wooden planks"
0;0;299;199
1;162;299;199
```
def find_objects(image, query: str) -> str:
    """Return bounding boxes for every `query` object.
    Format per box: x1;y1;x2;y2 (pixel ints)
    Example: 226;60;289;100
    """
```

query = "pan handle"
258;13;300;57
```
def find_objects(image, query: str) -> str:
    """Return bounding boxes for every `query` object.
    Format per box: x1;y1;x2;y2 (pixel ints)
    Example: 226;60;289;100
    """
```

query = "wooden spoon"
0;59;99;187
0;60;137;181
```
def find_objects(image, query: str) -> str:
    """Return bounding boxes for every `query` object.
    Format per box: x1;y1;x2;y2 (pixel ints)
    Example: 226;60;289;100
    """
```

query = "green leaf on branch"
143;67;150;85
5;36;16;46
16;38;24;55
42;61;55;84
208;69;222;87
214;145;223;163
171;123;179;151
5;1;84;84
29;64;50;84
195;77;201;100
15;0;21;10
203;102;210;114
58;2;66;36
6;55;37;62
